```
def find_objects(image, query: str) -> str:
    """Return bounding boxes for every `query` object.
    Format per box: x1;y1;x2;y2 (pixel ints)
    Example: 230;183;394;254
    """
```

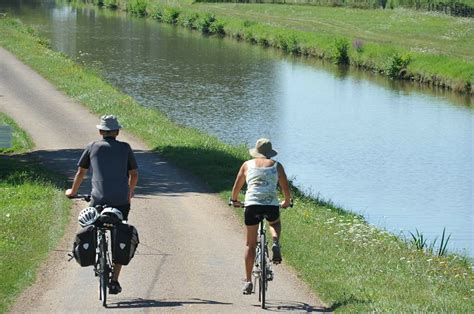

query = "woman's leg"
268;219;282;262
268;218;281;242
245;224;259;281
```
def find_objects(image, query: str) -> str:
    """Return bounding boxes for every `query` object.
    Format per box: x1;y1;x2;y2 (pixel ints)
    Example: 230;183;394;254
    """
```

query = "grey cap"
96;115;122;131
249;138;278;158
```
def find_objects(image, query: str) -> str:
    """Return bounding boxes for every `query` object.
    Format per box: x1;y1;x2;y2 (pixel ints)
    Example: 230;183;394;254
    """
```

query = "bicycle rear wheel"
98;233;108;307
259;233;266;309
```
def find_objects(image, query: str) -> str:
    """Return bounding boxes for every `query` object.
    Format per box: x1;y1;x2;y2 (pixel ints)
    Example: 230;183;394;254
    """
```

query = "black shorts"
244;205;280;226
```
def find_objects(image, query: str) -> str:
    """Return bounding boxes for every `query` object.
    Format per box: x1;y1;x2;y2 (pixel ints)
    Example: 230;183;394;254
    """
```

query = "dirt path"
0;47;328;313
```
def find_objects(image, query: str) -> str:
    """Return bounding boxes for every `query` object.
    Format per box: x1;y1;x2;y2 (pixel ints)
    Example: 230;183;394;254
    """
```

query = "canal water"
1;0;472;256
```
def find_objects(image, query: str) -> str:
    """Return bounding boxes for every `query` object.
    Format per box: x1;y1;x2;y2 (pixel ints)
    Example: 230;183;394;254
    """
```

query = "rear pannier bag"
72;225;97;267
112;223;139;266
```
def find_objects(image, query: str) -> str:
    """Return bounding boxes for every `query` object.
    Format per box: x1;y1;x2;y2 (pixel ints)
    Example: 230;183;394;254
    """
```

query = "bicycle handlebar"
228;198;294;208
228;199;245;208
67;194;91;202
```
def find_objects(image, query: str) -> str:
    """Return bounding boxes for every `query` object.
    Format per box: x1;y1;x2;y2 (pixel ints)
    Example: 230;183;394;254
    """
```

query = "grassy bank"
86;0;474;94
0;113;71;313
194;0;474;17
1;17;473;312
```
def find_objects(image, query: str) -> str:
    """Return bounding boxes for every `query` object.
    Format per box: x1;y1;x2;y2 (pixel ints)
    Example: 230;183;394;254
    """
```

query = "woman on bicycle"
230;138;292;295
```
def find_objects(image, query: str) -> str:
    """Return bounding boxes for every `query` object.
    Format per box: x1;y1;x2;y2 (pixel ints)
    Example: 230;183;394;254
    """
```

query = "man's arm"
128;169;138;202
65;167;88;197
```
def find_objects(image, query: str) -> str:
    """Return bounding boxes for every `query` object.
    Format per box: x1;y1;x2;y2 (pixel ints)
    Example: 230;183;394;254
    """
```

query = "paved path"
0;47;328;313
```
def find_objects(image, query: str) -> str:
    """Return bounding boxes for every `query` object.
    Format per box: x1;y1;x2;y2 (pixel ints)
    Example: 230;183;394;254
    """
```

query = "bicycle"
229;199;293;309
70;194;122;307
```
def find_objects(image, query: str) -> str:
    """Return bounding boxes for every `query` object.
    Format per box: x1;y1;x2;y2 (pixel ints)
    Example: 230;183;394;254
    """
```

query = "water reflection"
1;0;472;256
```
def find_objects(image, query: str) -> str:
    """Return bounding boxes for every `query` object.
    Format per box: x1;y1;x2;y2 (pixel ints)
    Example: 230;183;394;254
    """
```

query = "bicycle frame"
254;218;273;309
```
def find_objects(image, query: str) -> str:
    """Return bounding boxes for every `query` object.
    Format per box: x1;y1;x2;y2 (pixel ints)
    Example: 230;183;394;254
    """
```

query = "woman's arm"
231;162;247;205
277;163;291;208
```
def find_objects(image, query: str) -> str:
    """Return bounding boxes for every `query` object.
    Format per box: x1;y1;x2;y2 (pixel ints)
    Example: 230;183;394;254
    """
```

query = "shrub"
273;33;287;50
332;37;350;64
198;13;216;34
126;0;148;16
209;20;225;35
464;81;472;94
162;8;180;24
285;34;301;54
103;0;118;8
148;5;163;21
243;28;256;43
178;12;200;29
386;52;411;78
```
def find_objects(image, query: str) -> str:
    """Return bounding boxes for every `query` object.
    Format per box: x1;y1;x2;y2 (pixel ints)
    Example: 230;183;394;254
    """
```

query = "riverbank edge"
0;113;71;313
96;0;471;95
0;17;472;312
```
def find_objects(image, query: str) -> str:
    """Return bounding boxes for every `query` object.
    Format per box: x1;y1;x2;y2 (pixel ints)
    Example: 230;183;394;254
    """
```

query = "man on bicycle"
65;115;138;295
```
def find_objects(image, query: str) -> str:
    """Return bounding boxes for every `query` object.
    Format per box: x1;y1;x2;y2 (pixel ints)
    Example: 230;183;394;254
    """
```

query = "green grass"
0;112;33;154
195;0;474;16
0;16;473;312
109;0;474;93
0;112;70;313
282;194;473;312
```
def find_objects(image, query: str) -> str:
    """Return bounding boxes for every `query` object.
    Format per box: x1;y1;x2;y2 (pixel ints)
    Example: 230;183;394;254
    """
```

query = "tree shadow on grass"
0;154;67;187
327;294;373;312
248;294;373;312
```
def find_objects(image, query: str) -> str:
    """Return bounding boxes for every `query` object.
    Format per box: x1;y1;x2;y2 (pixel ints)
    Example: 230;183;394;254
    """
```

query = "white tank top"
244;159;279;206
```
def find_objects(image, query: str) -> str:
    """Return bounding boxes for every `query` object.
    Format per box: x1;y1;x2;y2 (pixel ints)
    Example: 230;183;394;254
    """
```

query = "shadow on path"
8;148;217;195
107;297;233;309
255;300;330;312
6;143;250;196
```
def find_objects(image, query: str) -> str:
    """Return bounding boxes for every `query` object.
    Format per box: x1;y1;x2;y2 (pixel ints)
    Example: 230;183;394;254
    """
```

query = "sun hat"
249;138;278;158
96;115;122;131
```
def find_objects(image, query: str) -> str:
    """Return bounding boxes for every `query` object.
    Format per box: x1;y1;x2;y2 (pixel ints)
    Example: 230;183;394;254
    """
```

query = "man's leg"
109;265;123;294
112;264;122;281
109;205;128;294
